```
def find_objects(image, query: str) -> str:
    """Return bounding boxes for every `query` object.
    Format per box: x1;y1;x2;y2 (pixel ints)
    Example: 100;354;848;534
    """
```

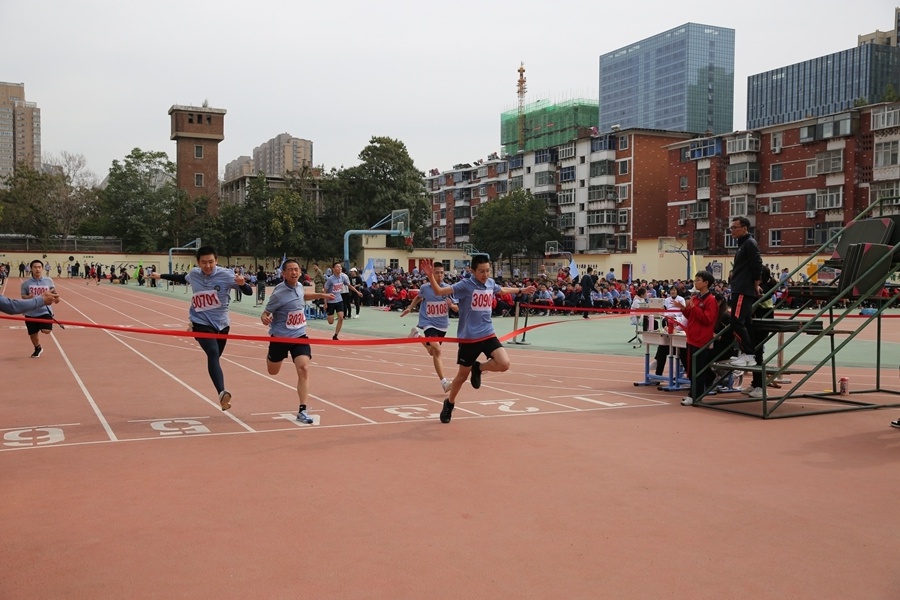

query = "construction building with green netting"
500;98;598;156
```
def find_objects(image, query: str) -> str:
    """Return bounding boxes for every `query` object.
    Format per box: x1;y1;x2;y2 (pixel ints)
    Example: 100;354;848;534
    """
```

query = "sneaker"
441;378;452;393
296;404;313;424
439;398;454;423
749;387;764;399
891;418;900;429
730;353;757;367
471;361;482;389
30;345;42;358
332;334;338;341
649;359;657;372
218;390;232;411
409;326;422;339
740;385;755;395
681;396;695;406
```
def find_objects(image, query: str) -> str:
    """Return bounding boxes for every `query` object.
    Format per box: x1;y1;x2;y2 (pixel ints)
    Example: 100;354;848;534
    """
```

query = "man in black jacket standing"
579;267;596;319
728;216;763;367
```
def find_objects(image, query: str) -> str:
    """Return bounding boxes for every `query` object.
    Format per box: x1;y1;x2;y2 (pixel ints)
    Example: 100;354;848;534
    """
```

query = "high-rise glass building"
598;23;735;135
747;44;900;129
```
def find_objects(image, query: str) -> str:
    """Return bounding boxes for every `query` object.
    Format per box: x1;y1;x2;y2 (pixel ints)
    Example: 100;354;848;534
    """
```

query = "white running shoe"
441;378;452;392
740;385;755;395
749;387;764;398
681;396;695;406
409;326;423;338
730;353;757;367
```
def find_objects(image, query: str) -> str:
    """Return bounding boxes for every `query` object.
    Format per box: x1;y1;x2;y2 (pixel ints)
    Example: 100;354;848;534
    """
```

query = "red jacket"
681;292;718;347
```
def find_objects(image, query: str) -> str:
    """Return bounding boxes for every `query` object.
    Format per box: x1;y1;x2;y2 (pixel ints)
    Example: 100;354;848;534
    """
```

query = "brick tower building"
168;104;226;212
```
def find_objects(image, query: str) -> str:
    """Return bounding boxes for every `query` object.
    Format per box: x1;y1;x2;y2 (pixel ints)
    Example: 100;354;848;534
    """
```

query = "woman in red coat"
679;271;721;406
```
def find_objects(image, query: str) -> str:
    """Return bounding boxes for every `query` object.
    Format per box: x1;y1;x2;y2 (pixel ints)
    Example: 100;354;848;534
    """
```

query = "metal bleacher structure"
696;199;900;419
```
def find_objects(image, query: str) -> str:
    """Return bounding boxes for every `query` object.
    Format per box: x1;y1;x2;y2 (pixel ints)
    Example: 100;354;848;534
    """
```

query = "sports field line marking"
62;302;256;433
478;383;580;410
327;366;485;418
361;403;428;409
128;416;210;422
221;355;378;424
49;333;118;441
0;422;80;432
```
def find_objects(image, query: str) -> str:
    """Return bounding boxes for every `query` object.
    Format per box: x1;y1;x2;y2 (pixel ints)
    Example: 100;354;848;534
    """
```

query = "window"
558;189;576;205
453;223;469;236
816;186;843;209
697;168;710;189
799;125;816;143
690;201;709;219
559;213;575;228
618;135;628;150
689;138;720;160
588;185;616;201
872;107;900;130
496;181;508;194
679;206;688;220
769;229;782;247
188;114;194;124
730;195;754;217
770;163;783;181
453;206;469;219
618;160;629;175
535;171;556;186
478;185;487;197
586;210;617;225
560;166;576;182
771;198;782;213
589;160;615;177
508;155;524;170
725;233;738;248
476;166;488;179
618;209;628;225
433;211;440;223
870;180;900;205
816;149;843;174
726;163;760;185
194;145;203;159
194;173;203;187
535;149;556;164
726;134;760;154
206;115;212;125
875;141;899;168
806;161;816;177
617;184;630;201
679;176;688;191
433;226;445;238
558;143;576;160
509;176;523;190
771;131;783;150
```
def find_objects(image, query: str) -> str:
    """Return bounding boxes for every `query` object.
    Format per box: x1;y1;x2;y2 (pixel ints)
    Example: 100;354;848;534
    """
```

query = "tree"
470;189;561;272
333;136;430;247
268;187;317;259
42;151;100;240
98;148;181;252
0;165;62;245
881;84;899;103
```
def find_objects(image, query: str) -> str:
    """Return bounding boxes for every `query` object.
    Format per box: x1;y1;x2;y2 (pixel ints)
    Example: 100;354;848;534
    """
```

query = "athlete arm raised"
420;261;454;297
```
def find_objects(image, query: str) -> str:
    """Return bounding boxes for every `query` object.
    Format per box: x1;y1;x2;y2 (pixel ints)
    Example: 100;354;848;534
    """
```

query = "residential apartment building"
598;23;735;135
667;103;900;256
0;82;41;183
426;154;509;249
251;133;313;177
858;7;900;47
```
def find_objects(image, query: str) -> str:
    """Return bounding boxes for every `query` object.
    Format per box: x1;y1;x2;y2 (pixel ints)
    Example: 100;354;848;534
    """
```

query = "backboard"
390;209;410;237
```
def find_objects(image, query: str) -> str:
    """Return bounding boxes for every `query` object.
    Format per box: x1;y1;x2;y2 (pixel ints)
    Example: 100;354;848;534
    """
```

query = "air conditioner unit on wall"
772;146;782;154
677;218;686;226
758;205;769;213
806;210;816;218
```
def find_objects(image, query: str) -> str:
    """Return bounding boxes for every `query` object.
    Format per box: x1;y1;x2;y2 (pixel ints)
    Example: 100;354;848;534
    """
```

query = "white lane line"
221;355;378;424
0;422;80;432
128;416;210;422
63;303;256;433
327;366;485;418
49;333;118;441
479;383;580;410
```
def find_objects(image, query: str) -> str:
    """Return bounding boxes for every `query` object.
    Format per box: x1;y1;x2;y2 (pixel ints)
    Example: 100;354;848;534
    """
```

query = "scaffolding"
500;98;598;156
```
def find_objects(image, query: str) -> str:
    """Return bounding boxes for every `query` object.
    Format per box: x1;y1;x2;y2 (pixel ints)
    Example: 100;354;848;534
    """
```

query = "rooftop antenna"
517;62;527;154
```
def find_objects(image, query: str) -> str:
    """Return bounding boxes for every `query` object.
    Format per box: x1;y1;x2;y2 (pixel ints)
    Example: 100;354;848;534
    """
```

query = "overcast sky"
3;0;895;179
